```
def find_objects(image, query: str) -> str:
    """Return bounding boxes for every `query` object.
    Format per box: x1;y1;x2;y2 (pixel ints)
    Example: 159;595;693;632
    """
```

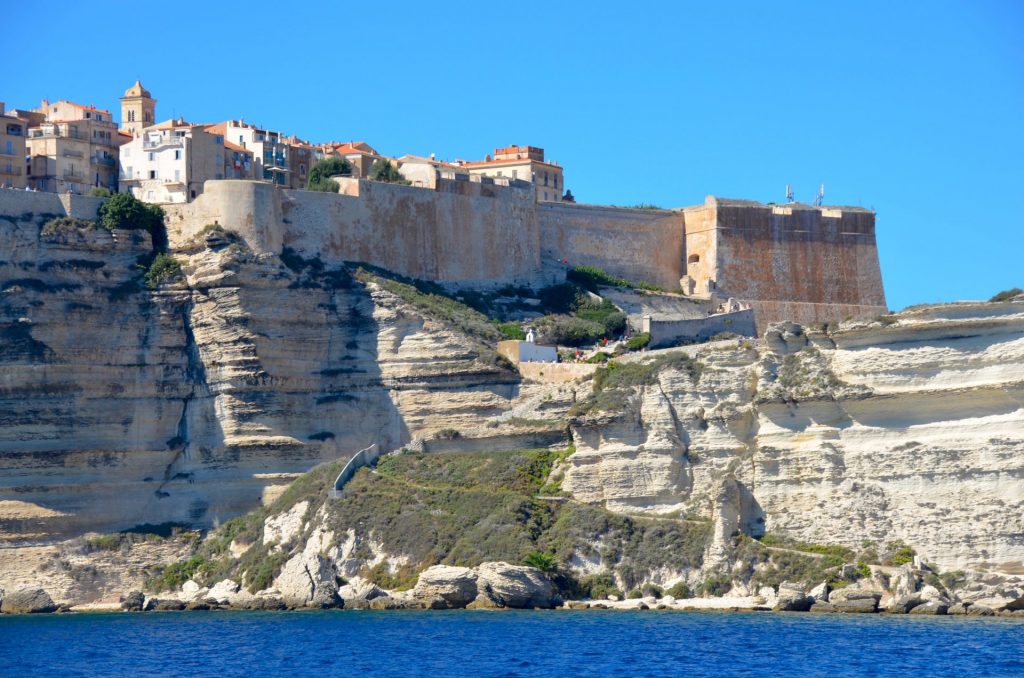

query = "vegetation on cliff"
368;159;411;185
98;193;167;250
990;287;1022;302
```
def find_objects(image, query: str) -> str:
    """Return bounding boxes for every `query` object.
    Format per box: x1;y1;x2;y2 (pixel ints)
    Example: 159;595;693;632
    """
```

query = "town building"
118;119;225;203
459;145;565;203
23;99;123;193
320;141;385;178
0;102;27;189
213;120;313;190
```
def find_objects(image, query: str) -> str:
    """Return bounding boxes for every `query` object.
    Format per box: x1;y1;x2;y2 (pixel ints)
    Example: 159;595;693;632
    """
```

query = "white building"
119;119;224;203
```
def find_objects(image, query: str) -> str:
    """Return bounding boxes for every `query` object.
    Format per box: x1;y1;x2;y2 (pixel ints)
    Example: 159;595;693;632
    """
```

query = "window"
688;254;701;265
174;150;181;160
128;110;135;122
544;171;549;186
96;114;103;122
144;113;151;122
554;175;558;189
300;163;306;176
148;152;155;161
149;170;156;179
174;169;180;182
126;166;132;179
496;171;502;177
4;141;11;155
544;191;548;201
512;170;517;179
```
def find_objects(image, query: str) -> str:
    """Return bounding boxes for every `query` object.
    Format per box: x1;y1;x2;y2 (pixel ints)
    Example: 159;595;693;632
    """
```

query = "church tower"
120;80;156;136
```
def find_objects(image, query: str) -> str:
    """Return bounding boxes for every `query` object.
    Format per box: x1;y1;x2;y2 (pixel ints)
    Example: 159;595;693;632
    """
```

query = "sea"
1;610;1021;677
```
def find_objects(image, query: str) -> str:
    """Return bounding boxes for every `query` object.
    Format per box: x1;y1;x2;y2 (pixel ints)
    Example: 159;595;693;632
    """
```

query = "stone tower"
120;80;155;136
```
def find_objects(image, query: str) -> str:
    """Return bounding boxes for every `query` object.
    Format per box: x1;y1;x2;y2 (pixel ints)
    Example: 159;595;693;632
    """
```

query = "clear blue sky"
5;1;1022;310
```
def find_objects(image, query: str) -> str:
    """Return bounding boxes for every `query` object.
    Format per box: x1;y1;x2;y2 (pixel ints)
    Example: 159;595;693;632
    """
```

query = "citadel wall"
164;178;543;287
682;197;888;329
537;202;685;290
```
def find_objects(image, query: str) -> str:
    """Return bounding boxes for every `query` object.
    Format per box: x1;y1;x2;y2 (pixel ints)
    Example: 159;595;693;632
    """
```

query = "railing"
62;171;85;181
91;156;116;166
143;137;184;150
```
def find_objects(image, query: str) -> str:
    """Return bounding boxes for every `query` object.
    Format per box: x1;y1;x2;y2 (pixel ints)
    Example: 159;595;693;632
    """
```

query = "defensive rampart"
642;308;757;347
682;197;888;330
537;202;685;290
164;178;543;287
0;188;106;223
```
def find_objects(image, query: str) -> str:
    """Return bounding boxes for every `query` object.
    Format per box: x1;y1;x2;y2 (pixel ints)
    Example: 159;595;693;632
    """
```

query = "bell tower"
120;80;156;136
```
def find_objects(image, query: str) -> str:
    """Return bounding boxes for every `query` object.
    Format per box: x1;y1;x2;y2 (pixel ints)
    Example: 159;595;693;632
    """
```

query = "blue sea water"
1;610;1021;677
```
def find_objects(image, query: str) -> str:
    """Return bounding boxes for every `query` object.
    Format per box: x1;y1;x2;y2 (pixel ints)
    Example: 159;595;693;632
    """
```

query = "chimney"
0;101;4;116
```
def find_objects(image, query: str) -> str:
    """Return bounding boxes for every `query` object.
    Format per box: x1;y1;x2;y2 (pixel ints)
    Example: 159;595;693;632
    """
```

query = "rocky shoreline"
4;561;1023;618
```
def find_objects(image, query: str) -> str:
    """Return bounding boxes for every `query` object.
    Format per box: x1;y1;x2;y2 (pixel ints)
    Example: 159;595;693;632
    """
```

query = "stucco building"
320;141;385;178
119;119;225;203
460;145;565;203
212;120;314;190
0;102;27;189
22;99;124;194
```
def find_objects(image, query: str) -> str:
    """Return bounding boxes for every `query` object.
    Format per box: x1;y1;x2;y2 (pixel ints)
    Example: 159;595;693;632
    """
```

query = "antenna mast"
814;183;825;207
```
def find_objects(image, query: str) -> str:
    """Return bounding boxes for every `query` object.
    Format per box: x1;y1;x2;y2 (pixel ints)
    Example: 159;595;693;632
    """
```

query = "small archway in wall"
687;254;700;265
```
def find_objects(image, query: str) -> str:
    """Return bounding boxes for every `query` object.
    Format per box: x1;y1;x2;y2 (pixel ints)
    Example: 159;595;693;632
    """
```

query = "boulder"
947;603;970;615
274;551;338;608
309;580;342;609
186;601;211;611
180;580;209;602
891;564;918;598
475;562;556;609
967;605;994;617
887;594;923;614
828;590;880;613
661;595;676;605
146;598;186;611
410;565;478;609
809;601;836;613
338;580;387;603
244;596;287;611
1;588;57;614
773;582;813;612
368;595;428;610
120;591;145;612
466;593;501;610
563;601;589;609
908;601;948;615
919;585;946;603
207;579;241;604
809;582;830;603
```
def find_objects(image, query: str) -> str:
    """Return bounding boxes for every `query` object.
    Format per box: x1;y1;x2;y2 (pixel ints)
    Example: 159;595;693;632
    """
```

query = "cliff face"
563;302;1024;573
0;219;538;545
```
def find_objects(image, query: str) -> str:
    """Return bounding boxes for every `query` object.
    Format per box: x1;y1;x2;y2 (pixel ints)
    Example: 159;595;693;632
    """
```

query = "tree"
307;157;353;192
368;159;410;185
97;192;166;251
89;187;111;197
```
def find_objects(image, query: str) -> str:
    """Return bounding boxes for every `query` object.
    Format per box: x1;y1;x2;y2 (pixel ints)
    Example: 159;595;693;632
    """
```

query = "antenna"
814;183;825;207
785;184;794;203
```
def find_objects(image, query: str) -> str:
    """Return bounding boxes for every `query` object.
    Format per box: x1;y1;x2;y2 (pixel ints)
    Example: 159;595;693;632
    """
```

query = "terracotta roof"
204;122;227;136
329;141;380;156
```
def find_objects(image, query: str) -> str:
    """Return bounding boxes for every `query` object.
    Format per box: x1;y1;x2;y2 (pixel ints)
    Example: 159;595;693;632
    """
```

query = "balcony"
143;137;184;150
62;150;84;159
91;155;116;167
62;170;86;182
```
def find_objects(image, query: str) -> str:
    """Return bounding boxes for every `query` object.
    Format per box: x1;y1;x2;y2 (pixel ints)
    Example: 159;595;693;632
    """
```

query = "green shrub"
98;193;166;250
244;550;290;593
626;588;643;599
625;333;651;351
641;583;664;598
495;322;526;340
41;216;97;235
567;265;662;292
148;553;213;592
368;159;411;185
665;581;691;599
990;287;1022;302
585;351;610;364
697;574;732;597
144;253;183;289
89;187;112;197
577;573;622;600
884;540;916;566
308;157;352;191
523;551;558;573
85;534;124;551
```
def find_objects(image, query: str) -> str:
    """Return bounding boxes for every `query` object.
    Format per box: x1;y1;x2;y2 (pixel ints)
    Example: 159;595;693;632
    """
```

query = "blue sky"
5;1;1021;310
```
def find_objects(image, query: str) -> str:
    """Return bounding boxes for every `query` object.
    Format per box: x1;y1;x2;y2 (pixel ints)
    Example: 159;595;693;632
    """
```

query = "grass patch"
570;352;703;416
568;265;663;292
989;287;1022;302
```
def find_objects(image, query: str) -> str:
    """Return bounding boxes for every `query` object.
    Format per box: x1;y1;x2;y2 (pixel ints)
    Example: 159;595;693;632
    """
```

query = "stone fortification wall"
538;203;685;290
164;178;542;287
642;308;756;348
0;187;107;222
683;197;887;330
